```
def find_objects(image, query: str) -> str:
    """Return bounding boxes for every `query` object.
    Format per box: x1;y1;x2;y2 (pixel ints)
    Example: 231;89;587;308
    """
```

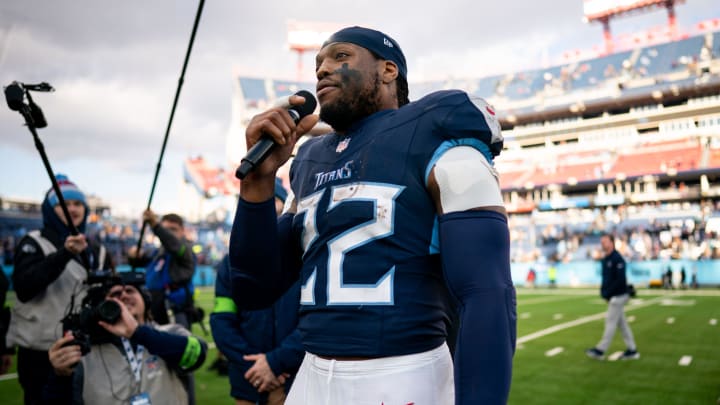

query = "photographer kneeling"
44;274;207;405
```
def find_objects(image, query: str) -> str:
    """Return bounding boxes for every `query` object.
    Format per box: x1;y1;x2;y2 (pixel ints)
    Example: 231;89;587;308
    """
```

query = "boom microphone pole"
4;81;91;269
133;0;205;270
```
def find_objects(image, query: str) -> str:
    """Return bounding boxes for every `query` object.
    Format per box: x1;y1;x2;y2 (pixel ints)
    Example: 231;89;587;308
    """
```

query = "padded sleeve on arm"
228;198;299;310
439;210;516;405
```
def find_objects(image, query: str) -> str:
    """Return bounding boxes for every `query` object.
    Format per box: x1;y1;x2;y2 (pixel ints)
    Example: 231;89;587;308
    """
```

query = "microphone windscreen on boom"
4;83;25;111
235;90;317;179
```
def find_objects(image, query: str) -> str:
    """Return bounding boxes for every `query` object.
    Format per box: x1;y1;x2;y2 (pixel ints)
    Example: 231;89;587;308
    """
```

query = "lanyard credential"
121;337;145;383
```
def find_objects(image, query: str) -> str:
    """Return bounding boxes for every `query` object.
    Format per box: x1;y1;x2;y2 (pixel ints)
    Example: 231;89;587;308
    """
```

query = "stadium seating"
570;50;633;89
238;77;268;109
606;140;702;178
635;36;705;76
471;74;504;99
708;147;720;167
495;137;710;190
398;29;719;117
273;80;315;98
184;156;238;198
221;28;714;127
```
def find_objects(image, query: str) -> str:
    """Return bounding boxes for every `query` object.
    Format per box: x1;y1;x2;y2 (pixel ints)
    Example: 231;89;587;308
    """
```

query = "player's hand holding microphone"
238;90;318;178
236;90;318;202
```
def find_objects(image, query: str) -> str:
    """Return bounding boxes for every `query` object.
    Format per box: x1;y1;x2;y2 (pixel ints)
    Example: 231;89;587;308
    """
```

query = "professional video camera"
61;270;122;355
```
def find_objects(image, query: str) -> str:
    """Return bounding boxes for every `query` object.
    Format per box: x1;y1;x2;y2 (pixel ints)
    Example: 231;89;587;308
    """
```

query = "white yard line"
660;299;696;306
658;290;720;297
521;296;585;305
517;297;662;345
0;373;17;382
516;288;599;296
545;347;564;357
607;351;623;361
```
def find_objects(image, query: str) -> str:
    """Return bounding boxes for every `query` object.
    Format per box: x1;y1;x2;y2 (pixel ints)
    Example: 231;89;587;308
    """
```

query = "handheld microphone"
235;90;317;180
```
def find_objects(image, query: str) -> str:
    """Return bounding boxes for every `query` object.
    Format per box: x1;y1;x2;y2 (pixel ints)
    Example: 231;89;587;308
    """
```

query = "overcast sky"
1;0;717;217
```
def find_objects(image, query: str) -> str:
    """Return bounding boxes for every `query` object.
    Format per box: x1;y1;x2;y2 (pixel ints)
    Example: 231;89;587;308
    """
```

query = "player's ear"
381;60;399;84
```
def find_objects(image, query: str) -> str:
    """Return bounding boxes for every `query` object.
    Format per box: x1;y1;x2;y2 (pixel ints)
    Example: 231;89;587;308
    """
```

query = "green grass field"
1;287;718;404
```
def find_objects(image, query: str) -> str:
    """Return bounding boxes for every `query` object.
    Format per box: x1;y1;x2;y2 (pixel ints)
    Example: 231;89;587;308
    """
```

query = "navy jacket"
600;250;628;300
210;255;303;402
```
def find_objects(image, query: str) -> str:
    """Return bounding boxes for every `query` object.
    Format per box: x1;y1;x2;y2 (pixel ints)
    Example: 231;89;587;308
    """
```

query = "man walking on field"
586;233;639;360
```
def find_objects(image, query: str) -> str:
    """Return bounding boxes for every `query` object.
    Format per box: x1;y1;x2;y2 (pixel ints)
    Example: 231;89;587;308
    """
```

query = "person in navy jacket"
586;233;639;360
211;179;304;405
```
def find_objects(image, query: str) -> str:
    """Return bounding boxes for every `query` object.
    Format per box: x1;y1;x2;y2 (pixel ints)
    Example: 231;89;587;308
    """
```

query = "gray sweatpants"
596;293;637;352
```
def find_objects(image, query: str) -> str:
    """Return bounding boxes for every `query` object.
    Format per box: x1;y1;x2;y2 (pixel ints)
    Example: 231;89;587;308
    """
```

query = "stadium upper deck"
186;29;720;204
232;29;720;125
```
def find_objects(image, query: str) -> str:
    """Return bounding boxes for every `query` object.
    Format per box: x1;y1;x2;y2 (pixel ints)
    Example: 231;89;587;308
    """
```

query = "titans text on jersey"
313;160;354;189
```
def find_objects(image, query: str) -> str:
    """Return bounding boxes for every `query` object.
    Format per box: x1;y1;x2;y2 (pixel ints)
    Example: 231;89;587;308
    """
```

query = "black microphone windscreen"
5;83;25;111
290;90;317;120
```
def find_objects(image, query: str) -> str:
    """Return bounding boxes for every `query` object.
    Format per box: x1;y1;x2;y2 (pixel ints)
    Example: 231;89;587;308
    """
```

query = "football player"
229;26;516;405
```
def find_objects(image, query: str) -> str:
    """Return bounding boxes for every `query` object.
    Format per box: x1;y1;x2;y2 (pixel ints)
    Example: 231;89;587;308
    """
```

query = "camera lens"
97;300;121;324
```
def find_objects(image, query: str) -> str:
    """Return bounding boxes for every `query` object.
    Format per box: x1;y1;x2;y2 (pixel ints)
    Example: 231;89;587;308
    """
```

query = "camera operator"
45;273;207;404
129;210;196;329
6;174;114;405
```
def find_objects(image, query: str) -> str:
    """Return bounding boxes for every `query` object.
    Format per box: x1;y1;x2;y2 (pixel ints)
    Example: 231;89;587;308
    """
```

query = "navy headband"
322;26;407;79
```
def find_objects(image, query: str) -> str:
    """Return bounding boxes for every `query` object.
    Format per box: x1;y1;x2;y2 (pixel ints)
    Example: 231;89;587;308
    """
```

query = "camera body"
62;270;122;355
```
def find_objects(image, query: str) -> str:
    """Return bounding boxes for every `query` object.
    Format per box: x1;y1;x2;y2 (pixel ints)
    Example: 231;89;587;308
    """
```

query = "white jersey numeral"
298;182;404;305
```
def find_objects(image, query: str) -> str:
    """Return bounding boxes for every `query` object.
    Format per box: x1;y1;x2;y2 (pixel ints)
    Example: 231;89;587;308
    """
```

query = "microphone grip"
235;137;275;180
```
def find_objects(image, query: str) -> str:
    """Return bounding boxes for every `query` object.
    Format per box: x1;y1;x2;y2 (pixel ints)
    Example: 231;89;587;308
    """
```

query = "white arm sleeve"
432;146;503;213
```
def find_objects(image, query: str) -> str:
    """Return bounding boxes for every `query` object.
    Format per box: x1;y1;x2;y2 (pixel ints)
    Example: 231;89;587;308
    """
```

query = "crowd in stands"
510;200;720;263
1;218;231;272
3;200;720;271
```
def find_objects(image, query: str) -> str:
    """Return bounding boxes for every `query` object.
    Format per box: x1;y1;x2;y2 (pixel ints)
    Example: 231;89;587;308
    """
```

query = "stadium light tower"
583;0;686;55
287;20;344;81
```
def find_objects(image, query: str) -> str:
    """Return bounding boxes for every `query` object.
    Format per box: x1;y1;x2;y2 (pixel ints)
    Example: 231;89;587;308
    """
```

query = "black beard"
320;71;382;132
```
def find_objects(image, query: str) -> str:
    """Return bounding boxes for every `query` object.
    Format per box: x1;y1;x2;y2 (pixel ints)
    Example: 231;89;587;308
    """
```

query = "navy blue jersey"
287;90;502;357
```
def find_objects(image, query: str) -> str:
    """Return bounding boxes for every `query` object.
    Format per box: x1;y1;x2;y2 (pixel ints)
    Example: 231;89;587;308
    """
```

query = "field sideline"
1;287;718;404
